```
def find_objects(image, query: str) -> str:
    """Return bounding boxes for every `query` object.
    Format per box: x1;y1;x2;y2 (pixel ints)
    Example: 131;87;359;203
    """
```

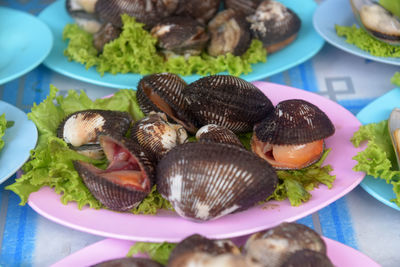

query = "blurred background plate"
0;101;38;184
0;7;53;84
39;0;324;89
356;88;400;211
313;0;400;66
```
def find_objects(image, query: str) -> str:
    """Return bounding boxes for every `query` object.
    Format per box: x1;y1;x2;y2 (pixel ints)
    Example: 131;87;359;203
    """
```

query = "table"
1;1;400;266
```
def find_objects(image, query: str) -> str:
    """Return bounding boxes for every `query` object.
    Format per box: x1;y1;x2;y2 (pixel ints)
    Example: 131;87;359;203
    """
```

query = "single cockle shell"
93;257;163;267
175;0;221;24
224;0;264;16
57;109;132;159
252;99;335;170
207;9;252;57
195;124;243;147
388;108;400;169
244;222;327;267
93;22;121;52
350;0;400;45
184;75;274;133
247;0;301;53
94;0;180;29
156;142;278;221
66;0;102;33
168;252;262;267
74;135;154;211
131;112;188;162
150;16;209;57
136;73;198;133
280;249;334;267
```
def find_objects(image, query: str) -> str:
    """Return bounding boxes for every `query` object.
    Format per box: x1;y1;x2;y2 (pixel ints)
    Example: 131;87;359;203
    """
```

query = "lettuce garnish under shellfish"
0;113;14;151
63;15;267;77
6;86;335;215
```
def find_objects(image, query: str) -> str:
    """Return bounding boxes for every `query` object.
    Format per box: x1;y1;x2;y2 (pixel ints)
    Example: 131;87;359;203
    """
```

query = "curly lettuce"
392;72;400;87
127;242;176;265
63;15;267;77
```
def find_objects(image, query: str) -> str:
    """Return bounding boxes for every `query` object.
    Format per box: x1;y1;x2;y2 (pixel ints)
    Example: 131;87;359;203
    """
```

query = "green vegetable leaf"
391;72;400;87
0;113;8;151
127;242;176;265
380;0;400;18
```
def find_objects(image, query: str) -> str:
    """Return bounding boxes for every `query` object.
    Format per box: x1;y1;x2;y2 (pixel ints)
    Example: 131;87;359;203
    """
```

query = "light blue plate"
39;0;324;89
356;88;400;211
0;101;38;184
313;0;400;66
0;7;53;85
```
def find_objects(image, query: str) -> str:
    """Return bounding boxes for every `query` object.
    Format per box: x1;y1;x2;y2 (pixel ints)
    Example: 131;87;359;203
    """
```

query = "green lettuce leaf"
63;15;267;77
127;242;176;265
391;72;400;87
0;113;7;151
335;24;400;58
380;0;400;18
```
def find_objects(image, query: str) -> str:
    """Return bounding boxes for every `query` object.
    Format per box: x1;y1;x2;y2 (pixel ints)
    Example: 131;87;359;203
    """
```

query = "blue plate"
356;88;400;211
38;0;324;89
0;7;53;85
0;101;38;184
313;0;400;66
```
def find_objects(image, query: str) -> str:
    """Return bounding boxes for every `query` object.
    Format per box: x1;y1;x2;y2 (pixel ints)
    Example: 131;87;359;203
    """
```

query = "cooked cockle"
66;0;102;33
94;0;180;29
168;252;261;267
131;112;188;162
174;0;221;24
224;0;264;16
57;109;132;159
184;75;274;133
93;22;121;52
251;99;335;170
247;0;301;53
195;124;243;147
280;249;334;267
150;16;209;57
136;73;198;134
244;222;327;267
93;257;163;267
156;142;278;221
207;9;252;57
74;135;154;211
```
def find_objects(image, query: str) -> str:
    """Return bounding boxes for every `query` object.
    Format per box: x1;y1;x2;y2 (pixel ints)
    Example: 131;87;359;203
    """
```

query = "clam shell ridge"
74;135;154;211
196;124;243;147
137;73;198;133
184;75;274;133
156;142;278;221
254;99;335;145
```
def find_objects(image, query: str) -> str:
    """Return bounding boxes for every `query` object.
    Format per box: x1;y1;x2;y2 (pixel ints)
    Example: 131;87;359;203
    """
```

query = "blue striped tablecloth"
1;1;400;266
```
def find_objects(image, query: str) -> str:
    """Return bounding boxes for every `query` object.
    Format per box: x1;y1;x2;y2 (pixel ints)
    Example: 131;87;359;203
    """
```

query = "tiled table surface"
1;1;400;266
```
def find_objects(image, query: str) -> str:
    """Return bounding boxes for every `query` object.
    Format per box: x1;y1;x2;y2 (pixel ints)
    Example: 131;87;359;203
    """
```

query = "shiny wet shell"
93;257;163;267
174;0;221;24
224;0;264;16
156;142;278;221
254;99;335;145
184;75;274;133
196;124;243;147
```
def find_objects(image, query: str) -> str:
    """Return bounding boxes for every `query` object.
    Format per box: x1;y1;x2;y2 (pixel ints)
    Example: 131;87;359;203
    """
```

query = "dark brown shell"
223;0;264;16
93;22;121;52
254;99;335;145
169;234;240;265
131;112;188;162
74;135;154;211
195;124;243;147
175;0;221;24
136;73;198;133
281;249;334;267
156;142;278;221
207;9;252;57
184;75;274;133
150;16;209;56
95;0;179;29
93;257;163;267
244;222;327;267
247;0;301;52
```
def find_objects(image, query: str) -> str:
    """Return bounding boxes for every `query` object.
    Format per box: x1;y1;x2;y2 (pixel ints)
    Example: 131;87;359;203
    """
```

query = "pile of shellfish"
66;0;301;55
59;73;335;222
94;222;334;267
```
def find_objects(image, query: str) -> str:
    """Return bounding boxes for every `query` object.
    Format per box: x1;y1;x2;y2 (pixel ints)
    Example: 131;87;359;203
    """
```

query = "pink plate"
28;81;365;242
51;236;379;267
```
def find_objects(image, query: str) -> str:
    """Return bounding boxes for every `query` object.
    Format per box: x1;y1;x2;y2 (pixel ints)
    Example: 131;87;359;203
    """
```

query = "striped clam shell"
74;135;154;211
94;257;163;267
223;0;264;16
195;124;243;147
184;75;274;133
137;73;198;133
254;99;335;145
175;0;221;24
156;142;278;221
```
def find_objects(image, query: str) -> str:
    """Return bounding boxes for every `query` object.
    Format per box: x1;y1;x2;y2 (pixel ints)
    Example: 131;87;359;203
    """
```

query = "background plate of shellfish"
28;82;366;242
0;7;53;85
0;101;38;184
38;0;324;89
313;0;400;66
52;237;380;267
356;88;400;211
